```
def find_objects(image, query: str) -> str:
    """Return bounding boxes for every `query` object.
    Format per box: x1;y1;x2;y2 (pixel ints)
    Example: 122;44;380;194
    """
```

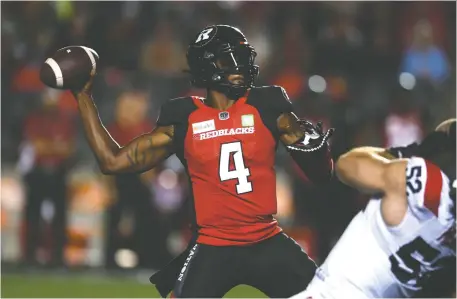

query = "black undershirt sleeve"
156;99;179;127
246;85;294;142
274;86;294;115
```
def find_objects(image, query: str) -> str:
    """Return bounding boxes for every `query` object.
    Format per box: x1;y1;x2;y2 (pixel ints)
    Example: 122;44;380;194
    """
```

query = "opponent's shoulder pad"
248;85;293;115
156;97;197;127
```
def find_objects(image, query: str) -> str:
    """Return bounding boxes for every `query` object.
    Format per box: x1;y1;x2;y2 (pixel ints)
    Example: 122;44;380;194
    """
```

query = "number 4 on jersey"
219;142;253;194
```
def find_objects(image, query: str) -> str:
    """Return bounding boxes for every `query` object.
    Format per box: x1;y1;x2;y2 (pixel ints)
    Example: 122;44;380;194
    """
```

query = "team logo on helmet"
194;26;218;47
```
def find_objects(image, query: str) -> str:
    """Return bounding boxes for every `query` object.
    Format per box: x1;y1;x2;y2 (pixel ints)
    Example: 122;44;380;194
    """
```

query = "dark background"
1;1;455;297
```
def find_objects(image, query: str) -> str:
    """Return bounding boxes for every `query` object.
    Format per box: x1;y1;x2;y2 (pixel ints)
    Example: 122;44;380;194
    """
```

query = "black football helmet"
186;25;259;99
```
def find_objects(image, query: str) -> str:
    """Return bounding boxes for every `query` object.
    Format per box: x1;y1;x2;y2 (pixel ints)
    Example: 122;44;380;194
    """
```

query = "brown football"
40;46;99;90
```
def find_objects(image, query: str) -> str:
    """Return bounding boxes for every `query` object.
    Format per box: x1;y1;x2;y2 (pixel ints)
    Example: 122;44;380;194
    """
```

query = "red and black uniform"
150;86;317;298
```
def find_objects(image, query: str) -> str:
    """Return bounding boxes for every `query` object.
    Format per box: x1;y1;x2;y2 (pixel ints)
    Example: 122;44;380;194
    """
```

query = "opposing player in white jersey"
291;119;456;299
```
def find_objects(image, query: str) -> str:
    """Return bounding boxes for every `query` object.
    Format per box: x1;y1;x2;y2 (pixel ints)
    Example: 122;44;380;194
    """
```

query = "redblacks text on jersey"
156;86;293;246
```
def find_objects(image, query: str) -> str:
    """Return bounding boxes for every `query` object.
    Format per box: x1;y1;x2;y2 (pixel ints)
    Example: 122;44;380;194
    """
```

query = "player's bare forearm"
337;147;410;227
278;112;334;183
349;146;397;160
110;128;174;173
75;92;122;168
72;71;175;174
336;147;405;193
336;148;389;192
75;92;173;174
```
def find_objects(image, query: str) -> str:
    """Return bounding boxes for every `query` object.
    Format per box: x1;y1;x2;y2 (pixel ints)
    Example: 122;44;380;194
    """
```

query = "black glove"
287;120;335;153
386;142;420;159
387;128;454;159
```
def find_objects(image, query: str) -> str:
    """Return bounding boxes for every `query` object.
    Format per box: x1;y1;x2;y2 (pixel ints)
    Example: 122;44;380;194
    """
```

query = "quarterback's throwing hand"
72;69;96;98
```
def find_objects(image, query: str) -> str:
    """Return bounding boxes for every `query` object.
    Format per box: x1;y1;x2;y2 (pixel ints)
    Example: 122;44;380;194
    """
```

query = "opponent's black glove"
287;120;335;153
387;127;454;159
386;142;421;159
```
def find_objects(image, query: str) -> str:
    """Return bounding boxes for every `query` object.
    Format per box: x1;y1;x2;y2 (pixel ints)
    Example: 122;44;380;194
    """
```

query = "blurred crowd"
1;1;456;271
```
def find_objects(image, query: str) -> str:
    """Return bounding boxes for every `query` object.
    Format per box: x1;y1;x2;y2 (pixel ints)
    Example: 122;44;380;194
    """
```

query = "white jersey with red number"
291;157;456;299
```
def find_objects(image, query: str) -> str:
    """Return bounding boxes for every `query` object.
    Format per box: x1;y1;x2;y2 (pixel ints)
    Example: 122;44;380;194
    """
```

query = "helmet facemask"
188;42;259;99
212;45;259;98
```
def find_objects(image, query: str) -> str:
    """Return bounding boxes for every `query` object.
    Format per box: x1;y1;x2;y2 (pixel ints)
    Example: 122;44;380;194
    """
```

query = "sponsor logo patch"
192;119;215;134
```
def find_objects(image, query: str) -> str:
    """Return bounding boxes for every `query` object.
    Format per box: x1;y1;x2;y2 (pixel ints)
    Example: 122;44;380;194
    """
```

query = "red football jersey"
157;86;293;246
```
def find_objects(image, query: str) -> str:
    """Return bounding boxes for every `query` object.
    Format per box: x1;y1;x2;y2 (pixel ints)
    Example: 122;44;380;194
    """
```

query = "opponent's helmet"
186;25;259;99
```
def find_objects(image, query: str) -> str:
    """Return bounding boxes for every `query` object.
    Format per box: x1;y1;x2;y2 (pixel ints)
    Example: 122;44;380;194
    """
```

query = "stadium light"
158;169;178;190
399;72;416;90
308;75;327;93
115;249;138;269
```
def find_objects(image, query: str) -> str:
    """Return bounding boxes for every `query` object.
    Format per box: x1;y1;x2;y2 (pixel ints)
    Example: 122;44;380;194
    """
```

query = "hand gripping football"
40;46;99;90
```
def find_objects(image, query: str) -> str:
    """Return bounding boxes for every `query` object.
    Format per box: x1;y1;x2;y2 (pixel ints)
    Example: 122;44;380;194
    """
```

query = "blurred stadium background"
1;1;456;298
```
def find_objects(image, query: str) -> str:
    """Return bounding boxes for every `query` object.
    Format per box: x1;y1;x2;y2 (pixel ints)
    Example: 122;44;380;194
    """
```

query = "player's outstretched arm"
73;73;174;174
335;147;403;192
336;147;408;226
348;146;399;160
278;112;334;184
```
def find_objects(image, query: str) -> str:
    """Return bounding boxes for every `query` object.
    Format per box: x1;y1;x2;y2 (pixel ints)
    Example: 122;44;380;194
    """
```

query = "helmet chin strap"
210;81;247;100
209;71;250;100
226;86;248;99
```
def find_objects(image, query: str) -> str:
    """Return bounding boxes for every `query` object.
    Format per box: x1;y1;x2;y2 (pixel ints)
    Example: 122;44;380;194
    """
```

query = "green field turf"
1;274;267;298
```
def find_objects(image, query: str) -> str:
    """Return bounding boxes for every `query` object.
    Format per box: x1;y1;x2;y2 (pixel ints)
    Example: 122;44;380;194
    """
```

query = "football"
40;46;99;90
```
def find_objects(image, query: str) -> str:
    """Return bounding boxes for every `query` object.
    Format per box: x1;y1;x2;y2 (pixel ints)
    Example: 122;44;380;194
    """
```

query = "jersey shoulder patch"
406;157;453;224
156;97;198;127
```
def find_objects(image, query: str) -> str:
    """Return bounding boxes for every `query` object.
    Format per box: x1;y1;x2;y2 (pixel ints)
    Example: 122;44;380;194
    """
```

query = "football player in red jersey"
72;25;334;298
